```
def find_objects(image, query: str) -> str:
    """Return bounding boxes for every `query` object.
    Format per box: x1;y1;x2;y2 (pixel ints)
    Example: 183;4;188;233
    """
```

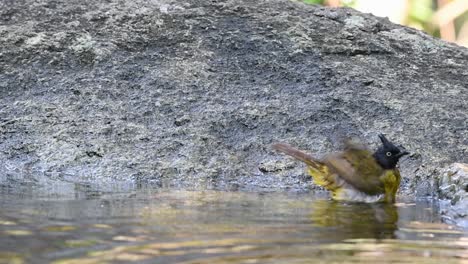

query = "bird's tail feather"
272;143;322;169
273;143;341;192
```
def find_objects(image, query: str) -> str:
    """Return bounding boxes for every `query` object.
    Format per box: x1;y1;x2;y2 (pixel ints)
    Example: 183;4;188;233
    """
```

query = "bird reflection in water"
309;200;399;240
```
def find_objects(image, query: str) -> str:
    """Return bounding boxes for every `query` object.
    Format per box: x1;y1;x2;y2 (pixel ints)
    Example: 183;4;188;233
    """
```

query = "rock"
437;163;468;228
0;0;467;197
438;163;468;200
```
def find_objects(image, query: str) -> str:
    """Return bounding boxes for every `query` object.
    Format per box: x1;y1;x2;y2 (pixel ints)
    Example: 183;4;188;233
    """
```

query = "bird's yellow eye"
386;152;392;156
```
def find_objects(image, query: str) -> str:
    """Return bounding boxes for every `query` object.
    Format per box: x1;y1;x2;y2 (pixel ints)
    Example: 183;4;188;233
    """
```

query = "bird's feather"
324;148;384;195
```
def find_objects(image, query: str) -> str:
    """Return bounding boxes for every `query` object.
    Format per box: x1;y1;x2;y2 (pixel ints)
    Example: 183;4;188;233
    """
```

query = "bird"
273;134;409;203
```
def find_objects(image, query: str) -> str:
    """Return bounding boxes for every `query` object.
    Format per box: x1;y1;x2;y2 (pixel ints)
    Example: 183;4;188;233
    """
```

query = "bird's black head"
373;134;409;169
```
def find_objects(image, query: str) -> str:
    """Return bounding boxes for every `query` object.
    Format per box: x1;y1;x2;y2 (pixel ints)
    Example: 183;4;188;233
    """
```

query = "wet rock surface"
438;163;468;229
0;0;467;204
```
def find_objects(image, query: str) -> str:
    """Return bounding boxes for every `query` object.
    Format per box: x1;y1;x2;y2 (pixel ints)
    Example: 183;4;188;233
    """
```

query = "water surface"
0;185;466;263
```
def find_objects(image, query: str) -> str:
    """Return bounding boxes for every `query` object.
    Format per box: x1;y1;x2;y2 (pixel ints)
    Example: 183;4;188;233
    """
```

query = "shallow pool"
0;185;466;263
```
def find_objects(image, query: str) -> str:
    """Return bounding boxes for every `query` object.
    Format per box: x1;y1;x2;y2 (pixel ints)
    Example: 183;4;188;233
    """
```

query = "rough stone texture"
0;0;467;199
437;163;468;229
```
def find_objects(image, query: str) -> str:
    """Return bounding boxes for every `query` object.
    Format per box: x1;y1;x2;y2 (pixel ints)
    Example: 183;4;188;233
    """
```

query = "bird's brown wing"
324;147;385;195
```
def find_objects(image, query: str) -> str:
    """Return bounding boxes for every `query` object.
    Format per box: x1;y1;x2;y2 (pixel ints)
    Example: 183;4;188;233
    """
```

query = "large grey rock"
0;0;467;197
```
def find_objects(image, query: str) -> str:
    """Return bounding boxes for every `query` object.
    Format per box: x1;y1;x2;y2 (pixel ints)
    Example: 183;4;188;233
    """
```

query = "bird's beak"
396;151;410;158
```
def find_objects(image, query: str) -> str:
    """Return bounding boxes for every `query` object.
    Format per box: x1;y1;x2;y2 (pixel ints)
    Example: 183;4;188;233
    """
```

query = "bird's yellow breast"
307;166;400;203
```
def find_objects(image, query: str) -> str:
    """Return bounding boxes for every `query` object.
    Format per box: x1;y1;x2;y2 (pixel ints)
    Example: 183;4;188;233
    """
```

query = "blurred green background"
301;0;468;47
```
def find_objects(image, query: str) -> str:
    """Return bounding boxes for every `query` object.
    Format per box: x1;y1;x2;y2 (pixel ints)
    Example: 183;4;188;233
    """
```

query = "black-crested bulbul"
273;134;409;203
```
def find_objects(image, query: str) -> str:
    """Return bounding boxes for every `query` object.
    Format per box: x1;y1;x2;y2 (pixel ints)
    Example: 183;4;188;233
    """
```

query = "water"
0;185;467;264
